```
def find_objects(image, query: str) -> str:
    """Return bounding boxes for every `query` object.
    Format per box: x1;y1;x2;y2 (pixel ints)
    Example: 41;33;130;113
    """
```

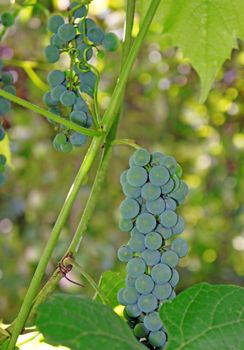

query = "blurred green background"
0;0;244;324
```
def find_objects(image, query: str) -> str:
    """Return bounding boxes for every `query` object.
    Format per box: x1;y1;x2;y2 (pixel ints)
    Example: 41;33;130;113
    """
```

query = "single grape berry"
103;32;120;52
47;15;64;33
57;23;76;42
1;12;14;27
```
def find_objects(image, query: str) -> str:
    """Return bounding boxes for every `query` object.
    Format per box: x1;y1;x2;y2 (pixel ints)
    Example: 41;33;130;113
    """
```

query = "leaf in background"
139;0;244;101
95;271;125;308
36;294;145;350
160;283;244;350
0;134;12;168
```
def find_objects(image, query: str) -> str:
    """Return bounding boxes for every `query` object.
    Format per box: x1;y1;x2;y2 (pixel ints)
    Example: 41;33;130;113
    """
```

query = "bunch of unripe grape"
117;149;189;349
43;1;120;152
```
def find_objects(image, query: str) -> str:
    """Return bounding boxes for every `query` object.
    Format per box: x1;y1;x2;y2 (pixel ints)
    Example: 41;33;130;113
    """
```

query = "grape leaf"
36;294;145;350
160;283;244;350
95;271;125;308
139;0;244;101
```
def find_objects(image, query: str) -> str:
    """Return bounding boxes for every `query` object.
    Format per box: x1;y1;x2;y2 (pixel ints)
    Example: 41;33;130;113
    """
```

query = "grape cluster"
0;59;15;186
117;149;189;349
43;2;120;152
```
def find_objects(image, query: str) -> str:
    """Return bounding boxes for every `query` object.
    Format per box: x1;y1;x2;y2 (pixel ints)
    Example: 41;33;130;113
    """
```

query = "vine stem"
7;1;160;349
0;89;102;137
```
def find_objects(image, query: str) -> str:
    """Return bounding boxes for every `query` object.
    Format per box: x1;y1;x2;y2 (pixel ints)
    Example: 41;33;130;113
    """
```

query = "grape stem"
0;89;103;137
6;1;161;349
113;138;141;149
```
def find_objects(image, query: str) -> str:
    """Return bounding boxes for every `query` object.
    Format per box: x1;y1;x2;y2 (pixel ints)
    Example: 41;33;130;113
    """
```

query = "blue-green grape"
0;126;5;140
159;155;177;174
149;166;170;186
133;148;151;166
57;23;76;42
129;233;145;252
137;294;158;313
129;155;136;167
141;249;161;266
171;238;188;258
122;182;141;199
135;274;154;295
118;218;133;232
145;197;165;215
127;166;148;187
172;174;180;191
47;15;64;33
53;133;66;145
161;251;179;268
136;213;156;234
160;210;178;228
152;283;172;301
60;90;76;106
151;152;164;166
172;216;185;235
126;257;146;278
77;42;93;61
59;142;73;153
133;323;149;338
79;71;97;87
143;312;163;332
0;98;11;114
155;225;172;240
0;155;6;165
130;227;141;236
123;287;139;305
70;132;87;147
141;183;161;201
144;232;163;250
164;197;177;211
70;2;87;18
103;32;120;52
43;91;57;107
168;290;176;300
4;85;16;95
51;34;66;48
70;110;88;126
117;288;126;306
161;178;175;194
85;18;97;30
50;85;66;101
45;45;60;63
125;304;141;318
87;26;105;45
170;181;189;204
120;170;128;186
2;72;13;85
169;269;179;288
126;276;136;287
149;330;167;347
47;70;65;87
120;198;140;219
151;263;172;284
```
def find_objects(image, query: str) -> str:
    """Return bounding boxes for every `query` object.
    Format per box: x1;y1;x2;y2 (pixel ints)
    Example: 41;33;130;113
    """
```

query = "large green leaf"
36;294;144;350
140;0;244;101
95;271;125;308
160;283;244;350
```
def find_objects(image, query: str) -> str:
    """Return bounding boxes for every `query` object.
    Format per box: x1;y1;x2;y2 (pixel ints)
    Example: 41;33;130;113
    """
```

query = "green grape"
133;148;151;166
161;251;179;268
141;249;160;266
159;155;177;174
145;232;163;250
0;98;11;114
170;181;189;204
126;257;146;278
149;330;167;347
152;283;172;300
160;210;178;228
172;216;185;235
155;225;172;240
122;182;141;199
53;133;66;145
136;213;156;234
151;263;172;284
45;45;60;63
120;198;140;219
60;142;73;153
103;32;120;52
133;323;149;338
119;218;133;232
145;197;165;215
127;166;148;187
1;12;14;27
138;294;158;313
143;311;163;332
60;90;76;106
169;269;179;287
141;183;161;201
4;85;16;95
161;178;175;194
2;72;13;85
47;70;65;87
51;85;66;101
125;304;141;318
129;233;145;252
58;23;76;42
70;132;87;147
123;287;139;305
149;165;170;186
172;174;180;191
135;274;154;295
171;238;188;258
47;15;64;33
175;164;183;178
